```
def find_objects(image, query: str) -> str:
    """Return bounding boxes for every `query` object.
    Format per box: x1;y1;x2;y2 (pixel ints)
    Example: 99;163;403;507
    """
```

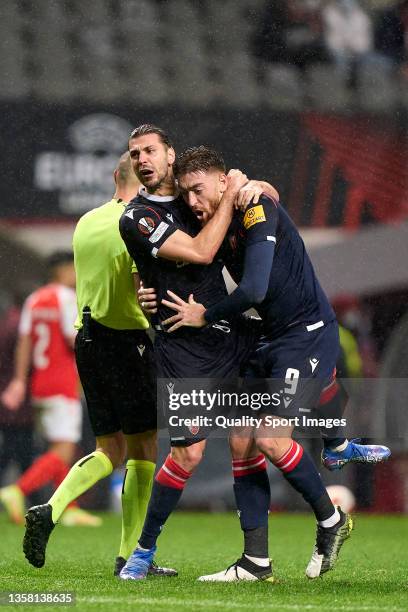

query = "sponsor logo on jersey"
309;357;319;373
31;308;60;321
283;396;293;408
138;216;156;235
137;344;145;357
166;381;175;395
243;204;266;230
166;213;174;223
149;221;169;243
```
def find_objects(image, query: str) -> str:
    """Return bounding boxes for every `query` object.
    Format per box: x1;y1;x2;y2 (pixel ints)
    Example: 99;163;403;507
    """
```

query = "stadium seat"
306;65;351;111
263;64;304;110
358;63;399;111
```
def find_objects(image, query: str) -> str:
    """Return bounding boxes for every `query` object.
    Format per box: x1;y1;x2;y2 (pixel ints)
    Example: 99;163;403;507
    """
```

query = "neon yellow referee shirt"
73;198;148;331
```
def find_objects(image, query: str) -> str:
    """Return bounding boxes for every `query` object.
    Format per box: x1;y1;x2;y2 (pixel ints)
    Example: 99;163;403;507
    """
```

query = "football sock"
273;441;335;522
17;452;68;496
244;554;270;567
119;459;155;560
232;454;270;558
51;457;79;510
323;437;348;451
317;378;348;449
48;451;113;523
319;507;341;528
51;458;70;488
330;439;349;452
138;454;191;550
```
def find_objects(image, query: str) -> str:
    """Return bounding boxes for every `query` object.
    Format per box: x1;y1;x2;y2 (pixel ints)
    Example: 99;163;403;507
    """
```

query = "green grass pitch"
0;512;407;611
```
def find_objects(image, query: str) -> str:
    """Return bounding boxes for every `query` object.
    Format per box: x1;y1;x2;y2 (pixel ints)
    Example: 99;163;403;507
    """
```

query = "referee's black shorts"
75;320;156;437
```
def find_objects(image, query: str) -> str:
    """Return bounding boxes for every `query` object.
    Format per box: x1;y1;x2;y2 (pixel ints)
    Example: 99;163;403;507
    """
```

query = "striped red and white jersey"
19;283;79;400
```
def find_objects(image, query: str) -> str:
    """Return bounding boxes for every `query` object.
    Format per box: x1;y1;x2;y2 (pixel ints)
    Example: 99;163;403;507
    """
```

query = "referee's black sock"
138;454;191;550
232;454;270;560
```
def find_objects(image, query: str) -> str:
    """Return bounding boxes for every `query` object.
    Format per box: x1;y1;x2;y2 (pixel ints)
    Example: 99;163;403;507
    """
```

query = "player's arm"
60;289;78;349
1;298;34;410
0;333;32;411
120;170;248;266
157;170;247;264
162;196;278;330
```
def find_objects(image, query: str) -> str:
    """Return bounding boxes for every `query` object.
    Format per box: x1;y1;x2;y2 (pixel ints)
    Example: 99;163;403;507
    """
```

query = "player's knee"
171;443;204;472
95;448;124;469
228;435;256;460
95;435;126;468
256;437;292;463
126;430;157;463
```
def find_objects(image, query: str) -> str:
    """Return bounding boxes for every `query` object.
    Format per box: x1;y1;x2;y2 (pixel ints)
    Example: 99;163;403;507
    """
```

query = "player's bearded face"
179;170;225;225
129;134;174;190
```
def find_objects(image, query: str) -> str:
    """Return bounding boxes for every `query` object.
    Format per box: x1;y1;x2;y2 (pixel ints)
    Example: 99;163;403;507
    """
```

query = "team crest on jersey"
243;205;266;230
138;217;156;235
189;424;200;435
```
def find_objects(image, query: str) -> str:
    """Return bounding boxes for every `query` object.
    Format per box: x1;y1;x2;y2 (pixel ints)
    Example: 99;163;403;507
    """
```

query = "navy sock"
138;454;190;550
317;379;348;449
274;441;334;522
232;455;270;558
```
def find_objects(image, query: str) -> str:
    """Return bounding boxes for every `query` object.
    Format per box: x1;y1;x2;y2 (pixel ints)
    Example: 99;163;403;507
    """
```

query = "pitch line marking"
78;597;407;612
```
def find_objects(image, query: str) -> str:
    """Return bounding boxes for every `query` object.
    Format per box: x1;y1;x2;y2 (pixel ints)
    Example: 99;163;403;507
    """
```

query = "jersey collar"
139;186;178;202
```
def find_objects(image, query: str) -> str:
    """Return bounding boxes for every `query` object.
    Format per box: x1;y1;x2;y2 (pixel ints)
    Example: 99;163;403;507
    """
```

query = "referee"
23;152;176;577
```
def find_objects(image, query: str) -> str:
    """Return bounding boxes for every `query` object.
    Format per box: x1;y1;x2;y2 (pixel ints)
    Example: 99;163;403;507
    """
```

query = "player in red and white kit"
0;252;100;526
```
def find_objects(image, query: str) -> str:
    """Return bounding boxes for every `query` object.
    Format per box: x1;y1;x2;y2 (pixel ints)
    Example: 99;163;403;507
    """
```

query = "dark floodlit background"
0;0;407;514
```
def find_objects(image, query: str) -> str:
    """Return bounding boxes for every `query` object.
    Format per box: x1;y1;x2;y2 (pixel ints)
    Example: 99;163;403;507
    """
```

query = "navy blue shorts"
156;316;260;446
243;319;340;417
155;315;259;379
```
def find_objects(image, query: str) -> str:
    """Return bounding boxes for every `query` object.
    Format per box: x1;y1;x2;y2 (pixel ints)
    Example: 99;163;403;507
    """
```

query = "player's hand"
235;180;279;211
161;291;206;332
226;169;248;196
1;379;25;411
235;180;264;211
138;281;158;314
259;180;279;203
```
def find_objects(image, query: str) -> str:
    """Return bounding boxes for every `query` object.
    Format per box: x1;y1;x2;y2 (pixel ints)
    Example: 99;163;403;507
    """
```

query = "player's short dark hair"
46;250;74;271
174;146;226;178
129;124;172;148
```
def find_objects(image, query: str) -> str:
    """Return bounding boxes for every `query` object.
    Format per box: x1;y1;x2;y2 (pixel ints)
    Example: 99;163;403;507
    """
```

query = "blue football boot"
119;545;156;581
322;439;391;471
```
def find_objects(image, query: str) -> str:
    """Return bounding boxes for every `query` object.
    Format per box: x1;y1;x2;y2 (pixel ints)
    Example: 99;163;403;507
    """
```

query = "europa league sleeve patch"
243;205;266;230
137;216;156;235
149;221;170;244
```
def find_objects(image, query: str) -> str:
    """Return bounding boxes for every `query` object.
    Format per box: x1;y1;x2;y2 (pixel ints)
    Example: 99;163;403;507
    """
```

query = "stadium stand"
0;0;406;109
